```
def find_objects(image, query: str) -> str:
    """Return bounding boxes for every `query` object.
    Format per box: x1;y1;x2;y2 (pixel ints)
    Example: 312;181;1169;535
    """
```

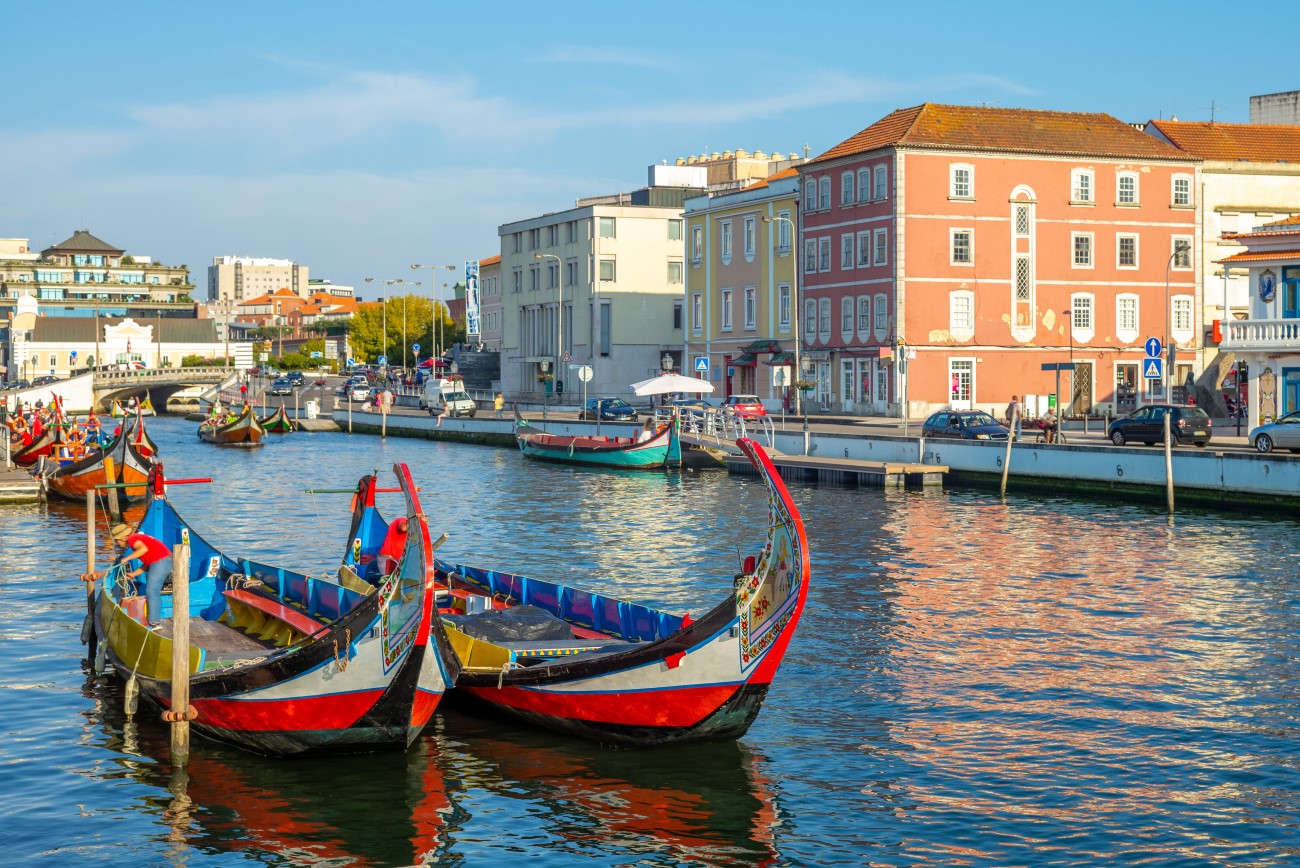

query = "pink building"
797;103;1200;418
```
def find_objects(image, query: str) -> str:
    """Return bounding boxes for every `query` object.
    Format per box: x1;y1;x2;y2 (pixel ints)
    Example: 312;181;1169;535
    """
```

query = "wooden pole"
381;391;388;439
1163;411;1175;514
84;491;98;649
348;390;353;434
102;454;121;521
1000;406;1018;497
170;541;191;765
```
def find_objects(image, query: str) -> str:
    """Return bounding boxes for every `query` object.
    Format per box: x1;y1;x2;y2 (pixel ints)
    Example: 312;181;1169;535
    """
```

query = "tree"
346;294;449;366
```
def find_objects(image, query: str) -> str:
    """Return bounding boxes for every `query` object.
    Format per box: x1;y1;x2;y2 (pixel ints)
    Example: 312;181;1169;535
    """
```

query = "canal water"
2;416;1298;866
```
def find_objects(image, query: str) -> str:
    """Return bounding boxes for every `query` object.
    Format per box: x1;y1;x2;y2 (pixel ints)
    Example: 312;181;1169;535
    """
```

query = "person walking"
1005;395;1022;440
115;527;173;629
494;392;505;418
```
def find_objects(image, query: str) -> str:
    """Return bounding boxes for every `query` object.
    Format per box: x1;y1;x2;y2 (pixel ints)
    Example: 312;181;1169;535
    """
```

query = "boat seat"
222;588;325;647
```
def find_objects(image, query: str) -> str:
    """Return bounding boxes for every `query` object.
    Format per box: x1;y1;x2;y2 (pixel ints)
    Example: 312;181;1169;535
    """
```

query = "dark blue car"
579;397;638;422
922;410;1010;441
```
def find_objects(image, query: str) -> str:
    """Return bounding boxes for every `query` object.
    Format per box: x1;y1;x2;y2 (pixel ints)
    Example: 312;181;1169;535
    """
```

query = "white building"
207;256;309;303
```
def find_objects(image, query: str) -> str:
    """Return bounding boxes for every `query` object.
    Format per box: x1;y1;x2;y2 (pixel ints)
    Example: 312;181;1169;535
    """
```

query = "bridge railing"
93;367;232;384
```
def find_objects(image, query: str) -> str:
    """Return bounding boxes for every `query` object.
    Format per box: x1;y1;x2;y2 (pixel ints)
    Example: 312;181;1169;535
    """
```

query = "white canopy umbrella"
630;372;715;396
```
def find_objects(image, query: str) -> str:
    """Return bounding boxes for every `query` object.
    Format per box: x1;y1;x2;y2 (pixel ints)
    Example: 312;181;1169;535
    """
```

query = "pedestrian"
114;526;172;629
1005;394;1022;440
239;381;248;404
494;392;505;418
1041;407;1058;445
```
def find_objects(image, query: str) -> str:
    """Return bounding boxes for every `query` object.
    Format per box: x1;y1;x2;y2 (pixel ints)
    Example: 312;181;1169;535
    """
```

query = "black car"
921;410;1010;440
269;377;294;396
286;370;305;386
579;397;638;422
32;375;60;387
1108;404;1212;447
656;396;716;422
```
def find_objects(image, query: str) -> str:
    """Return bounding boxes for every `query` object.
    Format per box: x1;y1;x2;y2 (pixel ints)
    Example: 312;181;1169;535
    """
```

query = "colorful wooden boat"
435;437;808;747
9;422;60;466
198;404;265;447
42;422;154;502
514;408;681;469
92;462;454;756
258;404;296;433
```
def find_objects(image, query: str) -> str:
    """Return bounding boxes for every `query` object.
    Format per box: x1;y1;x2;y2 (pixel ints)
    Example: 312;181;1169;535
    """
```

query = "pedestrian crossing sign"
1143;358;1163;380
694;356;709;372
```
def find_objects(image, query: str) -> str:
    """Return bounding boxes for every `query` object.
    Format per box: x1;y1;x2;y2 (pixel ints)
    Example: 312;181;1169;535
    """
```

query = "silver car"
1249;410;1300;453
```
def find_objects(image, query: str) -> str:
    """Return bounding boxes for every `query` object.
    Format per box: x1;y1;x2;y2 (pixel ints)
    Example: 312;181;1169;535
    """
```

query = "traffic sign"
310;351;322;359
347;357;356;367
377;355;388;365
1145;337;1162;358
694;356;709;372
562;352;572;362
412;343;420;352
70;350;78;360
1143;358;1163;380
577;365;593;383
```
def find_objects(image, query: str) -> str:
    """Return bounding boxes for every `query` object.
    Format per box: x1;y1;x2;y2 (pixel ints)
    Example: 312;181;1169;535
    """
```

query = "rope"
497;660;522;689
332;628;352;672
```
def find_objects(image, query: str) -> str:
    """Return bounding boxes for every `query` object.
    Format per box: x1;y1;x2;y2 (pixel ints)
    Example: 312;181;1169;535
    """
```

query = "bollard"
169;542;192;765
1163;411;1175;514
1000;406;1018;497
102;455;122;521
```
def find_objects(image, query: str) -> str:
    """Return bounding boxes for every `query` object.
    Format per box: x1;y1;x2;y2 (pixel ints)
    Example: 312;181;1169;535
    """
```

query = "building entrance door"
949;359;973;410
1071;361;1093;416
1115;363;1137;414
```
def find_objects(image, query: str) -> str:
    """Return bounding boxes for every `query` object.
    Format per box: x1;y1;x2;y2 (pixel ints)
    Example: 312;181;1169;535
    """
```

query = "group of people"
5;401;120;455
1004;395;1059;443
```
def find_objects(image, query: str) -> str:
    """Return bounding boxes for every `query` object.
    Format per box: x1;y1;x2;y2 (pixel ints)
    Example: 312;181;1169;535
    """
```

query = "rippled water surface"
2;416;1298;866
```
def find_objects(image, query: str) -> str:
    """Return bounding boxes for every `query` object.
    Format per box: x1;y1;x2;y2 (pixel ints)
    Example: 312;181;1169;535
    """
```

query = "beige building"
1;230;193;308
684;168;801;410
207;256;309;303
477;255;502;351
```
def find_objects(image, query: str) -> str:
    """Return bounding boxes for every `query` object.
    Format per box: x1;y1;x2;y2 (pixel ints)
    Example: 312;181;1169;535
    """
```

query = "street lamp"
535;253;563;403
761;215;801;416
1164;240;1189;401
799;354;812;455
539;358;551;421
365;278;421;376
1064;307;1074;420
411;263;456;371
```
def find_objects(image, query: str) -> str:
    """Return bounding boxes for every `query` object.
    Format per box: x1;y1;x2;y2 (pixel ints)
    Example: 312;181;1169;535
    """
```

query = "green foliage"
346;293;459;365
181;354;229;367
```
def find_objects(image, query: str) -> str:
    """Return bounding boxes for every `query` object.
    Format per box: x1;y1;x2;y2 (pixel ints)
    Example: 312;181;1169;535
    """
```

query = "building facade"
684;168;801;408
477;255;502;351
207;256;309;303
797;103;1200;418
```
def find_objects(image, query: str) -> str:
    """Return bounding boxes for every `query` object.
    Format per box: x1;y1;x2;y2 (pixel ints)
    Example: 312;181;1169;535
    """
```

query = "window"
547;224;558;245
819;238;832;272
691;226;703;264
512;269;522;293
950;164;973;199
528;228;540;249
529;265;540;291
950;290;974;340
511;233;522;253
778;284;791;329
841;297;854;341
874;294;888;341
1070;294;1094;337
743;217;756;260
841;234;855;269
1072;233;1093;267
857;231;872;267
1071;169;1094;203
874;229;888;266
1117;294;1139;341
841;171;854;206
691;292;703;333
857;296;872;340
1172;237;1192;269
1117;235;1138;268
803;177;817;211
673;301;683;330
874;165;887;200
857;169;871;203
818;297;832;340
599;217;616;238
567;221;578;243
599;258;616;281
668;261;683;284
804;239;818;273
745;287;757;329
951;229;972;264
720;289;733;331
566;260;578;286
1173;296;1193;332
774;211;792;253
720;220;733;263
818;177;831;210
668;219;683;241
804;298;817;341
1015;204;1030;237
1117;172;1138;205
1173;175;1192;207
545;261;559;288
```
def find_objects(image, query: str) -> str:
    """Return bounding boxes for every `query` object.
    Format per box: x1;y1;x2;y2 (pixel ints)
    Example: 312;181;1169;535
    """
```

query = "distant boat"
198;404;265;447
42;417;156;503
258;404;296;433
513;407;681;470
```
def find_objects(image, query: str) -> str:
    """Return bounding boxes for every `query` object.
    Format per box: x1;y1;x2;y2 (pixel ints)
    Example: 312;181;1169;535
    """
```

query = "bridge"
2;368;236;414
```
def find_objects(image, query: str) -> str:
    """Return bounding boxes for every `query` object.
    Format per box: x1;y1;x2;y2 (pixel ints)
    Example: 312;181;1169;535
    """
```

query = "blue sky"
1;2;1288;300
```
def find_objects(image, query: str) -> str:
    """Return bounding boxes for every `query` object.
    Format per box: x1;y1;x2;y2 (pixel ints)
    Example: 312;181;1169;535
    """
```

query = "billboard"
465;259;481;340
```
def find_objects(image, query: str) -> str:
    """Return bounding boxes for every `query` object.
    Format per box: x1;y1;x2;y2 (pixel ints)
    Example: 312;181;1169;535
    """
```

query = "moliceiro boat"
258;405;296;433
42;418;156;503
91;462;453;756
514;408;681;470
198;404;265;446
436;438;808;747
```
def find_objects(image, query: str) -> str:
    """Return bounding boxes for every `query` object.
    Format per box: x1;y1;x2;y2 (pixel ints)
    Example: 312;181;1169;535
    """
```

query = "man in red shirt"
369;517;409;580
117;529;173;628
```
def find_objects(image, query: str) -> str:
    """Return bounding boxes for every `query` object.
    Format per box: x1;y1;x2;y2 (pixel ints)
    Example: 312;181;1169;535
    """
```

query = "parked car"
922;410;1010;440
1248;410;1300;453
31;375;60;386
1107;404;1212;447
579;397;638;422
269;377;294;396
286;370;305;386
722;394;767;419
656;396;716;422
347;382;371;402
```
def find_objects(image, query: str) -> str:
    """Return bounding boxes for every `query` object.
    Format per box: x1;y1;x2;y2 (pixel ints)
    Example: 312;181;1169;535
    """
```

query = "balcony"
1220;318;1300;353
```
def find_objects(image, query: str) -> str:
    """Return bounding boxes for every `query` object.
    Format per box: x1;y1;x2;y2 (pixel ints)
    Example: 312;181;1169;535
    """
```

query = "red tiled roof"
479;255;501;267
742;166;800;191
811;103;1189;165
1217;248;1300;263
1146;120;1300;162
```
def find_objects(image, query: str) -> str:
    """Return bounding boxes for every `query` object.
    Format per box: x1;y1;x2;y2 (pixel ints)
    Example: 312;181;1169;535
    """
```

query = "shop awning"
731;353;758;366
740;340;784;354
765;352;795;365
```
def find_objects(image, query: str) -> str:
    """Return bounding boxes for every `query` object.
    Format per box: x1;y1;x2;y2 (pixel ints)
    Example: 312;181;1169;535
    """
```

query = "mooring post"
1000;406;1018;497
169;541;192;766
102;454;122;521
348;392;353;434
1163;411;1175;514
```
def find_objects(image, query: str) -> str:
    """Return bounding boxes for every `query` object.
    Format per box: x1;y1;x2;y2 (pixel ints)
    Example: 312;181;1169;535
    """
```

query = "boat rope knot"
80;571;104;586
497;661;522;689
161;706;198;723
332;628;352;672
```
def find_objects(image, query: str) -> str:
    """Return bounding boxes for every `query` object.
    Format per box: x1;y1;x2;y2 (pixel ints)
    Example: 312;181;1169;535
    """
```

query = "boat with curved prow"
514;407;681;470
42;419;155;502
258;404;296;433
435;437;808;747
198;404;265;446
91;462;453;756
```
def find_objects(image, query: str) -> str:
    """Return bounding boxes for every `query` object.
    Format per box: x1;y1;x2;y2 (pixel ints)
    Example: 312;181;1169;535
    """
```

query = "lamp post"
1164;240;1189;402
535;253;563;403
799;354;812;455
540;359;550;421
1064;307;1074;420
411;263;456;372
365;278;421;378
761;215;801;417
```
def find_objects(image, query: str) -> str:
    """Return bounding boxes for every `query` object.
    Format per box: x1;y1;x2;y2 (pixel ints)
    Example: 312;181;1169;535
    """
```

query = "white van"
419;378;476;417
